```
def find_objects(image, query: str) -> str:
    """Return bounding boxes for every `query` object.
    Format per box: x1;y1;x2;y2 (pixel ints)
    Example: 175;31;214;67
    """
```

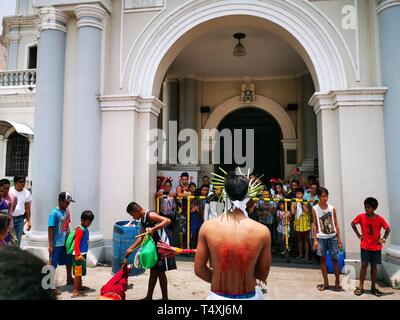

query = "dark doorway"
217;107;282;179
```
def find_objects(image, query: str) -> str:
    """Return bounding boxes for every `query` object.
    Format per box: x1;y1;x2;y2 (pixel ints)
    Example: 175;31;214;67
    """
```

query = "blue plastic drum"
112;221;144;276
326;250;345;273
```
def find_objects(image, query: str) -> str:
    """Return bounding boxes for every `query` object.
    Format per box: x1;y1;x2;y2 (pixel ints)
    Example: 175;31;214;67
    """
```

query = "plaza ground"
57;258;400;300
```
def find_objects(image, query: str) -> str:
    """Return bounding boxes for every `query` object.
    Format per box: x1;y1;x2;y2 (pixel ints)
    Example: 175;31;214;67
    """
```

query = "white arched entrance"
204;95;297;177
126;0;349;96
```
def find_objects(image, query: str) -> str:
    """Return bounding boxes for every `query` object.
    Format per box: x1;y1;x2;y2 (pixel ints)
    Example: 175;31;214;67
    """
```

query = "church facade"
0;0;399;287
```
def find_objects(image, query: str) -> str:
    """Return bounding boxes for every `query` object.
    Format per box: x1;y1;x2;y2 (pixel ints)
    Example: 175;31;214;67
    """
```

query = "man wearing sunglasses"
9;176;32;245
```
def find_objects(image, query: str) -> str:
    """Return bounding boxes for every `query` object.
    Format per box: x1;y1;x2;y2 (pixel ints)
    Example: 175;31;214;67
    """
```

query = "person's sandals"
53;289;62;296
79;286;91;292
332;285;343;292
354;287;364;296
71;291;87;298
371;288;383;297
317;284;330;291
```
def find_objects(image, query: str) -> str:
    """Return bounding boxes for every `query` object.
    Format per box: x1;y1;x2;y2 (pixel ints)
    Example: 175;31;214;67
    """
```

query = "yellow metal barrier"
155;195;317;250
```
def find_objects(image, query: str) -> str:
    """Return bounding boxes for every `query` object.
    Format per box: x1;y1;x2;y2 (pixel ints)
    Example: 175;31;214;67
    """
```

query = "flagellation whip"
157;241;196;259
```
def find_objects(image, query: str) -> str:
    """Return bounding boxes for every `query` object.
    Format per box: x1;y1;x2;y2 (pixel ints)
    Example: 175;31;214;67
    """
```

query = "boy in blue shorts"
48;192;75;293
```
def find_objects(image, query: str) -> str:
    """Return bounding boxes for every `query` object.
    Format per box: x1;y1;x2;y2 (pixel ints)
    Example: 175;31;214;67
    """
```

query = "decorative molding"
126;0;348;96
99;94;164;117
1;16;38;47
387;245;400;260
33;0;113;14
75;4;106;30
37;7;69;33
377;0;400;14
309;87;388;115
203;95;297;140
124;0;166;12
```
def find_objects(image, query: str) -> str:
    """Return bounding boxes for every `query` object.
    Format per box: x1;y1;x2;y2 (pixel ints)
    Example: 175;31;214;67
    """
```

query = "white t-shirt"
313;203;337;239
9;187;32;217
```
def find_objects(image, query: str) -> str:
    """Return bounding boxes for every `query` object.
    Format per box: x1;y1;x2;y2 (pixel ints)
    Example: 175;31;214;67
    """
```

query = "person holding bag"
124;202;177;300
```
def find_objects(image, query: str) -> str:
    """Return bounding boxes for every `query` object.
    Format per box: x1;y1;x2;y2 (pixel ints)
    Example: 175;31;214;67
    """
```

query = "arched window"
6;132;30;177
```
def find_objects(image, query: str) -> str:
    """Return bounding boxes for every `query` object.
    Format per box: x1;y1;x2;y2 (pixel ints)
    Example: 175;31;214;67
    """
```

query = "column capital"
309;87;388;115
281;139;298;150
377;0;400;14
75;4;106;30
99;95;164;117
37;7;69;33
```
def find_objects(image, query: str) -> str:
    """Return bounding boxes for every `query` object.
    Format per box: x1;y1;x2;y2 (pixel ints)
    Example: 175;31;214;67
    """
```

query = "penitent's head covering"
211;167;264;217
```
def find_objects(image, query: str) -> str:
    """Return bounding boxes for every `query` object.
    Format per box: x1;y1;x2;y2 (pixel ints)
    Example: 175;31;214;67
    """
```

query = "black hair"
163;179;172;186
180;172;189;178
13;176;26;183
189;182;196;188
275;182;283;189
224;172;249;201
290;180;299;186
0;179;10;187
294;187;304;195
0;213;9;236
364;197;379;210
81;210;94;222
0;247;56;300
200;184;210;190
202;175;209;180
317;187;329;197
126;202;142;214
308;175;317;182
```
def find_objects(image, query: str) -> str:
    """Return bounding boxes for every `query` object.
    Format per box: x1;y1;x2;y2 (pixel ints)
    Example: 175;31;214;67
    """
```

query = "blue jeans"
13;215;25;246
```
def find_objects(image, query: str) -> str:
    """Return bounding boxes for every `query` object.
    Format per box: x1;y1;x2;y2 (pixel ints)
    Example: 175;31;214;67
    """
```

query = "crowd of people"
156;169;323;262
0;169;392;300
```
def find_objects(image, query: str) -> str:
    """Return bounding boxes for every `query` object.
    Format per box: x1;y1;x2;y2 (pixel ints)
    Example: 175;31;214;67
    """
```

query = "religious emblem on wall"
241;81;255;103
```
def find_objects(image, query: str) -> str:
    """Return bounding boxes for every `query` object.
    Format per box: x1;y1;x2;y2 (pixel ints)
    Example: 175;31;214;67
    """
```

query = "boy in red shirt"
351;197;390;297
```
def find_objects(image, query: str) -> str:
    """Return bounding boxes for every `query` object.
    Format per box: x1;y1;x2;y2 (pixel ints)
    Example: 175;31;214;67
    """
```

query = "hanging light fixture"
233;33;246;57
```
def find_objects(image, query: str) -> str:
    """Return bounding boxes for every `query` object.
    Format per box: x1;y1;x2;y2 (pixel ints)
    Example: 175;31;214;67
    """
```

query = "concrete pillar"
310;88;390;278
73;4;106;264
133;98;164;208
300;74;317;175
23;8;69;259
377;0;400;287
7;28;19;70
17;0;30;16
179;78;198;132
162;78;179;163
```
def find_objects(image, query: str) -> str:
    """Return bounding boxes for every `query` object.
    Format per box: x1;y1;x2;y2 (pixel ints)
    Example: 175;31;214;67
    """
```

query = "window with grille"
6;132;30;177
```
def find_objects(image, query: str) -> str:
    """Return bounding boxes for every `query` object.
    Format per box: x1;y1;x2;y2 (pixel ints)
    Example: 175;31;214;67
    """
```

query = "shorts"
317;236;339;258
296;231;310;242
207;286;264;300
73;254;87;276
361;249;381;265
50;246;73;268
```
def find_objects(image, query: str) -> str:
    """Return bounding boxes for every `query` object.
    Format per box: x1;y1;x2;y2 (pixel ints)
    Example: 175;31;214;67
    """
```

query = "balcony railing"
0;69;36;87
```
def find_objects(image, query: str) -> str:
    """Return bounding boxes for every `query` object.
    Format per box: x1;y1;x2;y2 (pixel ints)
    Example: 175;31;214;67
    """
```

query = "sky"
0;0;17;33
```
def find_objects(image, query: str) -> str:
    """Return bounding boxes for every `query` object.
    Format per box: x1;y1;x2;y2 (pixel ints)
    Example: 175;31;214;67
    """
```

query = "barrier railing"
156;195;318;250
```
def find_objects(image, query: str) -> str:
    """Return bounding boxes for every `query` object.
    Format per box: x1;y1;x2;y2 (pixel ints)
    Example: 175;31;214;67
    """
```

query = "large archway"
126;0;349;96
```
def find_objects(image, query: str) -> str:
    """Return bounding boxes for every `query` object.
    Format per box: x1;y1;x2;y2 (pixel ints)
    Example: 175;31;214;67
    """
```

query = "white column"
310;88;390;271
133;97;164;209
162;78;179;164
7;28;20;70
377;0;400;287
300;74;317;174
24;8;69;259
73;4;106;265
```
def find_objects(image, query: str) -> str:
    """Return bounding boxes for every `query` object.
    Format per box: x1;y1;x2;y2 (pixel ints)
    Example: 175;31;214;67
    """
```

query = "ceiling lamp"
233;33;246;57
